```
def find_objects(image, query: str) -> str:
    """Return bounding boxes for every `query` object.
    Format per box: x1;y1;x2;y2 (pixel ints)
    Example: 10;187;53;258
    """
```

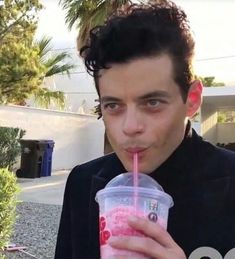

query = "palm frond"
37;36;53;58
45;63;75;77
33;88;65;109
35;36;76;77
59;0;96;30
44;52;71;67
76;0;132;48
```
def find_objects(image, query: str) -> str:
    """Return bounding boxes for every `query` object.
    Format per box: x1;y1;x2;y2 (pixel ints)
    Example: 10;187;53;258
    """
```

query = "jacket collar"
149;121;203;199
91;152;126;192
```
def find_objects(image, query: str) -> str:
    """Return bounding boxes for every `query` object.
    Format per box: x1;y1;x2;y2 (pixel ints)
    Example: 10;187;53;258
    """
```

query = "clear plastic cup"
95;172;174;259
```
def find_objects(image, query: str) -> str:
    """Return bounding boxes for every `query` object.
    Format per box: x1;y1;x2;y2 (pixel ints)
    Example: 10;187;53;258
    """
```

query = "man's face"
99;54;190;173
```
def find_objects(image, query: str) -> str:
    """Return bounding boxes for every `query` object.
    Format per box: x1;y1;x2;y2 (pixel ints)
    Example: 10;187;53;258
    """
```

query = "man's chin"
121;160;154;174
117;151;156;173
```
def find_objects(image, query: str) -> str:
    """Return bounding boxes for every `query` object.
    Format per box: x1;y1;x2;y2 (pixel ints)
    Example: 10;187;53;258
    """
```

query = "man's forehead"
98;54;174;76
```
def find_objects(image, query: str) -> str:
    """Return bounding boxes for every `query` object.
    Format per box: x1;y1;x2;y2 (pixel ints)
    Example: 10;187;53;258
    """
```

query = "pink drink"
100;206;148;258
99;206;168;258
96;173;173;259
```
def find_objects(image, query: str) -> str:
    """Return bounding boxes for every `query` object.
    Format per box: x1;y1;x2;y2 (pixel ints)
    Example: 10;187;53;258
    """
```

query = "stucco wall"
0;105;104;170
201;104;217;144
217;123;235;144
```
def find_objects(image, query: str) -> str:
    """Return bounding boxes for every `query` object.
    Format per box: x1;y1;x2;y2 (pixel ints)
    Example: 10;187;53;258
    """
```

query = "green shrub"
0;127;26;171
0;168;20;255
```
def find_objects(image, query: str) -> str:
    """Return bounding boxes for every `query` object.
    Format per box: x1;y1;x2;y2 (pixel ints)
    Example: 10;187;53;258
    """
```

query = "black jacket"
55;128;235;258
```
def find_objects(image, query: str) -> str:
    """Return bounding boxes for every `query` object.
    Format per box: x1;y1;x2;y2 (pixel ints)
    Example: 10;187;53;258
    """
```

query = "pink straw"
133;153;138;213
133;153;138;188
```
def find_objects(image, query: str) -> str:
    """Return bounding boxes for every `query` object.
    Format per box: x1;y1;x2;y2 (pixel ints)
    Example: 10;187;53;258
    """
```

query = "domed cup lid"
106;172;164;191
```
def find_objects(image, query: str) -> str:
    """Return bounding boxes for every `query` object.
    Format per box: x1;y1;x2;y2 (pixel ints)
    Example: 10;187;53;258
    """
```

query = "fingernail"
128;215;138;223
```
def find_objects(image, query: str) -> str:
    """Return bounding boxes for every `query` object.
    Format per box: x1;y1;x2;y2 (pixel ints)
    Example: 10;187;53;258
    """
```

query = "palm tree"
59;0;132;49
33;36;76;109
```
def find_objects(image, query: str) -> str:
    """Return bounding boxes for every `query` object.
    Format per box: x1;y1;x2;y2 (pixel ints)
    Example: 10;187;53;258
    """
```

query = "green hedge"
0;168;20;256
0;127;25;171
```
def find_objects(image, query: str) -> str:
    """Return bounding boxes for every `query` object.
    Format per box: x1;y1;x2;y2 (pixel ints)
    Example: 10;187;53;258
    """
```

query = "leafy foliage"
0;39;45;104
32;36;76;109
198;76;225;87
217;110;235;123
0;0;44;104
0;168;20;252
33;87;66;109
59;0;132;48
37;36;75;78
0;1;75;108
0;127;26;171
0;0;42;43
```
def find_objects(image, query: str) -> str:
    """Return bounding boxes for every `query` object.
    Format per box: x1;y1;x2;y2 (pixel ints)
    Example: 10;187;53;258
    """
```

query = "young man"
55;1;235;258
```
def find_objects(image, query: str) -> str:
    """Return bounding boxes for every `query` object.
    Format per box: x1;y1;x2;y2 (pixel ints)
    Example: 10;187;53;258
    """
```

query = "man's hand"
108;215;186;259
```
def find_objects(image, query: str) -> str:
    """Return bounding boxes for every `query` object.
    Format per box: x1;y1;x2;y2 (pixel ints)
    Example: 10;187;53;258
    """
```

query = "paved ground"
17;170;70;205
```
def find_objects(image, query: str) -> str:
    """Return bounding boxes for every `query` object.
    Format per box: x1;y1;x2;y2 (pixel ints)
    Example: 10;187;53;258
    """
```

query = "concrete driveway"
17;170;70;205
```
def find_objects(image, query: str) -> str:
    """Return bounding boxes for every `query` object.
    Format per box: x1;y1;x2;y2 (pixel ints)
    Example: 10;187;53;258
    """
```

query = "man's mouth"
124;147;147;155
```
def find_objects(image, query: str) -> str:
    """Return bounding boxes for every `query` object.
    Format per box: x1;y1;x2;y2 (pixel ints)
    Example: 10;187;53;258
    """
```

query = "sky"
36;0;235;86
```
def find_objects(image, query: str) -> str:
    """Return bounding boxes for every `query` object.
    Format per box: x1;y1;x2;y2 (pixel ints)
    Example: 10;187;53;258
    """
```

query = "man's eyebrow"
100;96;121;103
99;91;170;103
138;91;171;100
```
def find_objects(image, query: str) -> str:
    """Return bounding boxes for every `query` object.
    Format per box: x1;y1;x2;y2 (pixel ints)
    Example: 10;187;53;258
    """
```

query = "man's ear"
186;80;203;117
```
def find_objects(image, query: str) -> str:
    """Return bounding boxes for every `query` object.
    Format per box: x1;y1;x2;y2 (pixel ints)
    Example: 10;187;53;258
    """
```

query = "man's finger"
127;216;175;248
108;235;166;258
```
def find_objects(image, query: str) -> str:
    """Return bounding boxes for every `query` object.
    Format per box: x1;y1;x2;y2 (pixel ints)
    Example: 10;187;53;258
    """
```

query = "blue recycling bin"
16;139;54;178
16;140;45;178
40;140;55;177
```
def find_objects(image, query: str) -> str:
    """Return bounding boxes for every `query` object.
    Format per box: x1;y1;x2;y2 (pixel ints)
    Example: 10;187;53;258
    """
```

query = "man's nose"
122;108;144;136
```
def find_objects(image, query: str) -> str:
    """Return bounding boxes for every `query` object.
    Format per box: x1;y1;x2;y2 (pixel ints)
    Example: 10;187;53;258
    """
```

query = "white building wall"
52;73;98;113
0;105;104;170
201;104;218;144
217;123;235;144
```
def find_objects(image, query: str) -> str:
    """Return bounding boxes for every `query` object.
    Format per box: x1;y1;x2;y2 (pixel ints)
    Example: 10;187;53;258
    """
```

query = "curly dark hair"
80;1;195;118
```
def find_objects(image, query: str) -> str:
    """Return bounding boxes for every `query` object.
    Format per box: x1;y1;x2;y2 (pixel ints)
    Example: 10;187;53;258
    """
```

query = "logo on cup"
99;216;111;245
148;212;158;222
147;200;158;212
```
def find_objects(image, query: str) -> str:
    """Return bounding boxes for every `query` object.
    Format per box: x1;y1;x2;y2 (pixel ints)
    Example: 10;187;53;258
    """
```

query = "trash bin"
40;140;54;177
16;139;55;178
16;140;44;178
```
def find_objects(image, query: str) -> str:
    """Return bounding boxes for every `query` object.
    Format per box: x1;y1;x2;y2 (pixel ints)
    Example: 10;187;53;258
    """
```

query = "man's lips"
125;147;147;154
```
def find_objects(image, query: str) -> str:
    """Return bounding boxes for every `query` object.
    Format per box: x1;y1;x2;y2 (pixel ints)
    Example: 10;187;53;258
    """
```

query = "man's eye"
146;99;160;108
104;103;119;110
